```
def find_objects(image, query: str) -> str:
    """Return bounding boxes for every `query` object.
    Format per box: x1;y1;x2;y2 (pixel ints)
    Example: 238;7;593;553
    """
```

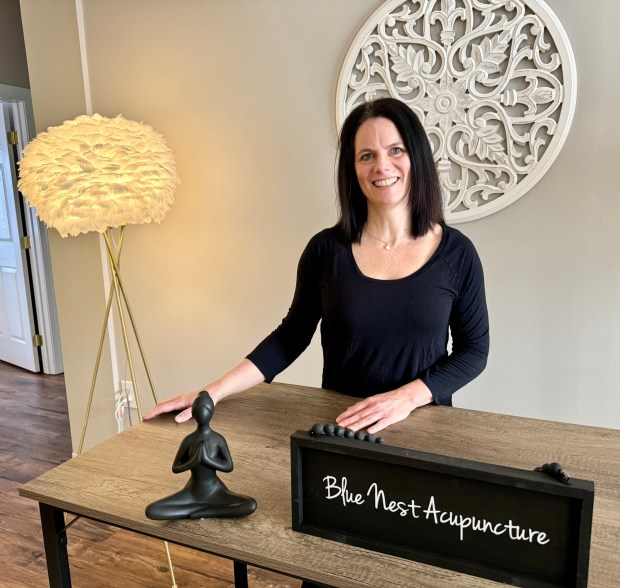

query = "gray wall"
460;2;620;427
0;0;29;88
19;0;619;451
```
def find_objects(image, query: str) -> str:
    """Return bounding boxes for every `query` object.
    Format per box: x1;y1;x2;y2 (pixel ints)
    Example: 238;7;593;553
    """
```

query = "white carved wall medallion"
337;0;577;222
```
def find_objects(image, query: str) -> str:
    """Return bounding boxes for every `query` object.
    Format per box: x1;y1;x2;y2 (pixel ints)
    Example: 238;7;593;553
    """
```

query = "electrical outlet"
118;380;137;409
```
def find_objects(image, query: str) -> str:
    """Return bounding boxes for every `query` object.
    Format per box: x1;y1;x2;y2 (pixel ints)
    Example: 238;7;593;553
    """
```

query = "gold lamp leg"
79;226;178;587
164;541;178;588
103;228;159;406
77;273;117;455
78;227;134;451
103;230;144;420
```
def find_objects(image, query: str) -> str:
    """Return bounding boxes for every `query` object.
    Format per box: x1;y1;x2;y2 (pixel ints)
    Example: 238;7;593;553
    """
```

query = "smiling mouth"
373;177;398;187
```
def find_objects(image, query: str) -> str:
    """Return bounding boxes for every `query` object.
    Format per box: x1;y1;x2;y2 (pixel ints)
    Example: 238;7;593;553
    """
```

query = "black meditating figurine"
145;391;257;520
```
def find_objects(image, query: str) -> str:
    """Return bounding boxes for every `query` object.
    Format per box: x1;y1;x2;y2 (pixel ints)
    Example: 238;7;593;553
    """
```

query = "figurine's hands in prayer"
143;390;202;423
335;380;434;434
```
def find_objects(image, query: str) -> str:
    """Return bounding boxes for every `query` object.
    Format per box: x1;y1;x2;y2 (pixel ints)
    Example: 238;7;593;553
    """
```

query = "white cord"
114;333;133;434
114;391;128;434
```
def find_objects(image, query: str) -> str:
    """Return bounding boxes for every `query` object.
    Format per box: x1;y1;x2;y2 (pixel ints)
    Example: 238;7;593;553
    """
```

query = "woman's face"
354;117;411;212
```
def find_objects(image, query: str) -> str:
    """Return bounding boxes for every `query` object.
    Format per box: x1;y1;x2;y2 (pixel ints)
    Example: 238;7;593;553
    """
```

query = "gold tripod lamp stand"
18;113;181;586
79;223;156;452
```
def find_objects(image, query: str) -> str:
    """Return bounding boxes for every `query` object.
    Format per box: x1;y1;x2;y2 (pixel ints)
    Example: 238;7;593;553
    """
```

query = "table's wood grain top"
20;383;620;587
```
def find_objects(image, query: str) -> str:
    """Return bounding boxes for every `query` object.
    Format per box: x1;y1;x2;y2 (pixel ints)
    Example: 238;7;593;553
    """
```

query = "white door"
0;101;39;371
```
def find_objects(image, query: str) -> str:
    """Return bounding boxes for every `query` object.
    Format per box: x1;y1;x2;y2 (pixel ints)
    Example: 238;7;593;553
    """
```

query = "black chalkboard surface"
290;432;594;588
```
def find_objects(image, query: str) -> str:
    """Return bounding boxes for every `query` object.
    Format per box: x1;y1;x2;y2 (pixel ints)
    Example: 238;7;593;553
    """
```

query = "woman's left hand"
335;379;434;434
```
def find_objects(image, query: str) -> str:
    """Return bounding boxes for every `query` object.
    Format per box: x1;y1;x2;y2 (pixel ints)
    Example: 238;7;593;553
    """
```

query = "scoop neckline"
348;223;447;284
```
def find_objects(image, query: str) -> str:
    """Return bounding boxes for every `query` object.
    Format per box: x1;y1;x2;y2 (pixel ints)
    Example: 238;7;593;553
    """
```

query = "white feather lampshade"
18;113;180;237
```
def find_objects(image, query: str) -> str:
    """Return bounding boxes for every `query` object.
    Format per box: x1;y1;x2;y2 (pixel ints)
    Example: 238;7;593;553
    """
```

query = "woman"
144;98;489;434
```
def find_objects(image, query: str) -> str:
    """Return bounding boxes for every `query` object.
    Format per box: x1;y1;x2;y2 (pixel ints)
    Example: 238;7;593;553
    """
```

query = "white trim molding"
0;84;63;374
74;0;120;388
337;0;577;222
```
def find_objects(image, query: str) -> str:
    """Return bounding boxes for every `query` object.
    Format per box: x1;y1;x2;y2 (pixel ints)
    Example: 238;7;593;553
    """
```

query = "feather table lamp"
18;113;181;453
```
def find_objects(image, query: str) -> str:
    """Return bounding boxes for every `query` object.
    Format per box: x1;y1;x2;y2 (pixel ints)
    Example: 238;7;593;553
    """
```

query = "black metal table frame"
38;502;252;588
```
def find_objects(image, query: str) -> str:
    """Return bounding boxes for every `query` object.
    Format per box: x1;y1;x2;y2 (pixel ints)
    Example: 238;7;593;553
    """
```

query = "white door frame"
0;83;63;374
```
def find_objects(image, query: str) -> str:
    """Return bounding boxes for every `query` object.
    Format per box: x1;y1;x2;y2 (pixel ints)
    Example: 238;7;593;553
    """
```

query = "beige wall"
461;2;620;426
20;0;620;450
20;0;116;448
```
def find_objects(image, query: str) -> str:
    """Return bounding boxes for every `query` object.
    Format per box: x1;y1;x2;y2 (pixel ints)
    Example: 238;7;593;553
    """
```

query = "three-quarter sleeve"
419;238;489;405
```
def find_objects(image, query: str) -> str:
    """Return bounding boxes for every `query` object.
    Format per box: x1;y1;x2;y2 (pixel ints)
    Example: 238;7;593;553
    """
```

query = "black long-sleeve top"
247;224;489;405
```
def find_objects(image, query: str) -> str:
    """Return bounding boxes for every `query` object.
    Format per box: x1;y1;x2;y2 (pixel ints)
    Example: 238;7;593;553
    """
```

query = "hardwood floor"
0;361;300;587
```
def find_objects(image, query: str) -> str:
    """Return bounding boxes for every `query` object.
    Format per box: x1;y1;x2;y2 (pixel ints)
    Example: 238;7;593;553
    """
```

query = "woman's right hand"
143;359;265;424
143;390;202;423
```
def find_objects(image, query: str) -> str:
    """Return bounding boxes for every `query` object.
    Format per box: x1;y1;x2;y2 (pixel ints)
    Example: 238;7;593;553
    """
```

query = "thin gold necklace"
364;228;409;250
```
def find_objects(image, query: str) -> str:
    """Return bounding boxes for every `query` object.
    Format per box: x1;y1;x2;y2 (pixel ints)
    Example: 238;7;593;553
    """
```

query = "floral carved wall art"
337;0;576;222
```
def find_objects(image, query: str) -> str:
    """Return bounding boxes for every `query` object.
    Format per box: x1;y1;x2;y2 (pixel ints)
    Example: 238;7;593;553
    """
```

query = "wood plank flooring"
0;360;300;587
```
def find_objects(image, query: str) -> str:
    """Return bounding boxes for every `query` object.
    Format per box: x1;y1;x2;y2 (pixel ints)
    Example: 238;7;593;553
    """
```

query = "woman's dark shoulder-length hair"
336;97;443;242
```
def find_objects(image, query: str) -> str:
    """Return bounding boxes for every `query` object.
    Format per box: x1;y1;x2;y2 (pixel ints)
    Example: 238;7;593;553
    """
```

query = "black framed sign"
290;432;594;588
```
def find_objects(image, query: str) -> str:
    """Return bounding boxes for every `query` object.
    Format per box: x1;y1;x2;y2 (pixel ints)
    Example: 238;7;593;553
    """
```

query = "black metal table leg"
233;560;248;588
39;503;72;587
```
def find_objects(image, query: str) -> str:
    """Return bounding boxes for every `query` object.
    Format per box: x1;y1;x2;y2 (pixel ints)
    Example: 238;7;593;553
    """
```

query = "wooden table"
20;382;620;587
